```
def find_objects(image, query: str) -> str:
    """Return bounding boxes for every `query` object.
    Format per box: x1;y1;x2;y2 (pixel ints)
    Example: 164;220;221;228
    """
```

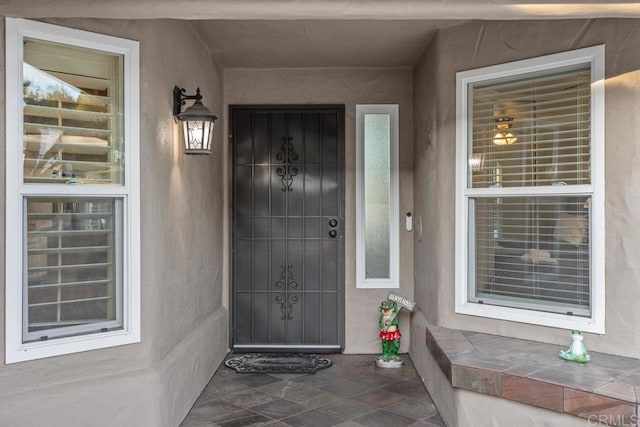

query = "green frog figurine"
559;330;590;363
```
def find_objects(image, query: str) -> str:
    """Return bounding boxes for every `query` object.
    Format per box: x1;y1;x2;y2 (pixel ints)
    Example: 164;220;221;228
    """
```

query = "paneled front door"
230;106;345;352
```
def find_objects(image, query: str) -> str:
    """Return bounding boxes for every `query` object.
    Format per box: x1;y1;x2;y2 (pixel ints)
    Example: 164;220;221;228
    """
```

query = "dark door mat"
224;353;333;374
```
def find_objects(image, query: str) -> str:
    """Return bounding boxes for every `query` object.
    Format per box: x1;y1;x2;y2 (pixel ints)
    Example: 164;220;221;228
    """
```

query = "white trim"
355;104;400;289
455;302;604;333
456;46;604;87
5;18;141;363
464;185;595;198
455;46;605;333
590;45;606;334
5;18;23;365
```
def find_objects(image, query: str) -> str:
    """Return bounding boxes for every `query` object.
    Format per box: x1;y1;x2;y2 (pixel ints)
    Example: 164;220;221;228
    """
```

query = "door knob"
328;230;337;238
328;218;338;228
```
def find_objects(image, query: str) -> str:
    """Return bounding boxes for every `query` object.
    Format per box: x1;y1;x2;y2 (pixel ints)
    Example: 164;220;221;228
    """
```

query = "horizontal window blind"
23;38;123;185
469;63;591;189
25;198;122;341
462;54;597;317
470;196;590;315
5;18;141;362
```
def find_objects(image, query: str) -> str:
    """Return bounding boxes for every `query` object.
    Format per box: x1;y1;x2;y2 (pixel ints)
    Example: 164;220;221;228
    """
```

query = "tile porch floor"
181;354;446;426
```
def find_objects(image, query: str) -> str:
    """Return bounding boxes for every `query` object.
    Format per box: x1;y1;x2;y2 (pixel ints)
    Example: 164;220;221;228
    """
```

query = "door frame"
228;104;346;352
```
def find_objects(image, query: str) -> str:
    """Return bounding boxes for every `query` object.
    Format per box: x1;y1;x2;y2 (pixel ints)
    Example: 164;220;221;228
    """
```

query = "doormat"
224;353;333;374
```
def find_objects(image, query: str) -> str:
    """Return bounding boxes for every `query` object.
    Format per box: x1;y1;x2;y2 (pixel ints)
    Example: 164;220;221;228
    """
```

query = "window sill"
7;330;140;363
425;323;640;425
455;302;604;334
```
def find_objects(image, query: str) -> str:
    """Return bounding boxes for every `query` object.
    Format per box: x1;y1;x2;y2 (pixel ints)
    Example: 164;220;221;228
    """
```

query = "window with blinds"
471;195;590;314
19;39;126;342
25;198;122;341
455;46;604;330
468;63;591;189
23;38;123;185
5;18;139;362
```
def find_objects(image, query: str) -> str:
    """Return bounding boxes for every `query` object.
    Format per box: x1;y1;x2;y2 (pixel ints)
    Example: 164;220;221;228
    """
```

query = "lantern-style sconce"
173;86;218;154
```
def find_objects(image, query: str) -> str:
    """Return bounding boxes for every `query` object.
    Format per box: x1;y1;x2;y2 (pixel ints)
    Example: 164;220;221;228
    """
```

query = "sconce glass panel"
183;119;214;154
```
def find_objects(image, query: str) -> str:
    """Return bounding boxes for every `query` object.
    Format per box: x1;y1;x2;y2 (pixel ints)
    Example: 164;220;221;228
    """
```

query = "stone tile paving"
181;354;443;427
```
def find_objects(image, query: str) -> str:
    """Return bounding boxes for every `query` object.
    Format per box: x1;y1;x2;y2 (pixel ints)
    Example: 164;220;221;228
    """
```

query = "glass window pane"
364;114;391;279
23;38;124;185
25;197;122;341
468;63;591;189
471;195;590;315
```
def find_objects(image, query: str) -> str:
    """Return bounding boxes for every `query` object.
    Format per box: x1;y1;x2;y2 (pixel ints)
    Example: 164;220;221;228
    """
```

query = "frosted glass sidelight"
356;104;398;289
364;114;391;279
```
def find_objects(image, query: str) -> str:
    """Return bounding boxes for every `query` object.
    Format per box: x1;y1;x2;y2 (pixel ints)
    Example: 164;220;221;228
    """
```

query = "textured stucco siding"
411;17;640;426
0;18;228;427
224;67;415;354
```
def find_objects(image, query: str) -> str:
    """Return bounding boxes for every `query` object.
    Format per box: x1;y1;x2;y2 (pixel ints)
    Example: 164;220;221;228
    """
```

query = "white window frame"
455;46;605;333
356;104;400;289
5;18;141;363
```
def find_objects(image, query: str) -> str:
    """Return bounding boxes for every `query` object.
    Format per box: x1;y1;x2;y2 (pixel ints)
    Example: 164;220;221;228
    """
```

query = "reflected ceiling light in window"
493;117;518;145
468;154;484;171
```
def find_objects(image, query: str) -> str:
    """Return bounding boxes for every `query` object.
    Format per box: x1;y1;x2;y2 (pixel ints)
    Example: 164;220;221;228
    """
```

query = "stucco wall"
0;18;228;426
224;68;414;354
413;18;640;359
411;24;640;424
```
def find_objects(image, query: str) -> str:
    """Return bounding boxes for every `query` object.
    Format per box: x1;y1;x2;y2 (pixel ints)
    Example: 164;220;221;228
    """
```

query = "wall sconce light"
173;86;218;154
493;117;517;146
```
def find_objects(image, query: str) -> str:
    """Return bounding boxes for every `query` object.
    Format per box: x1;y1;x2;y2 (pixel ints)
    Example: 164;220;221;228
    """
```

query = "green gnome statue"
376;293;416;368
378;300;402;364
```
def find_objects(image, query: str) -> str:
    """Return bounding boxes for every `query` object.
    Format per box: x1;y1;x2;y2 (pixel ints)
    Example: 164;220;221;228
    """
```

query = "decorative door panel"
231;106;344;351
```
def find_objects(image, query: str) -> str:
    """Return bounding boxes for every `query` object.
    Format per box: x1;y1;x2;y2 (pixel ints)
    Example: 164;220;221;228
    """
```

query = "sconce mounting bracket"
173;86;202;118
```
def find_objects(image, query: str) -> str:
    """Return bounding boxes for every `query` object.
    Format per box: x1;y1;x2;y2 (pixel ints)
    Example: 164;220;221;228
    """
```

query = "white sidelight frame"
455;46;605;333
5;18;141;363
356;104;400;289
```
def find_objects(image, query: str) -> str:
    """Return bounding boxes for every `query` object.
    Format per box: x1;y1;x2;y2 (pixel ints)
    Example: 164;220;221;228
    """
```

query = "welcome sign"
387;293;416;312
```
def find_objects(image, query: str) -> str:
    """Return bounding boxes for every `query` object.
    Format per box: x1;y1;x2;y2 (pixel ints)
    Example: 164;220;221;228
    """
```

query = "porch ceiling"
3;0;639;69
191;20;453;68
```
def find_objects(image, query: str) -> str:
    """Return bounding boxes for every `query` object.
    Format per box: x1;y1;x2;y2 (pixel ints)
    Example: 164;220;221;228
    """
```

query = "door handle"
328;230;337;238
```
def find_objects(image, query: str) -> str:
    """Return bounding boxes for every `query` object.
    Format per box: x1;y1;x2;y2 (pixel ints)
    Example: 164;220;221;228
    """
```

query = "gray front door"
230;106;345;352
